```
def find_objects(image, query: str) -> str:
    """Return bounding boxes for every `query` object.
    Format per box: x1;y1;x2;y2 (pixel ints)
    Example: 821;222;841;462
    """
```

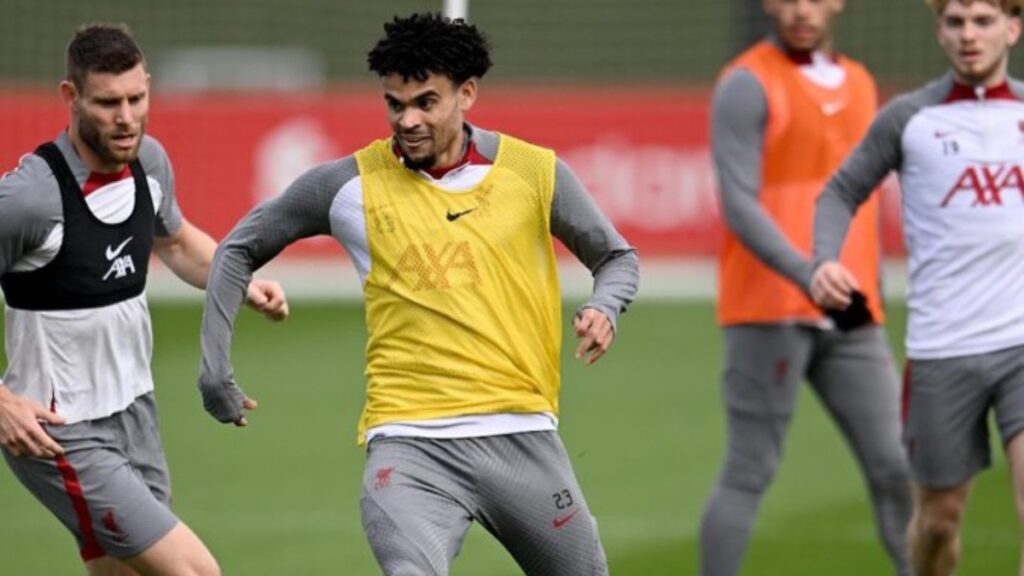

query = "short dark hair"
367;13;492;84
66;23;145;89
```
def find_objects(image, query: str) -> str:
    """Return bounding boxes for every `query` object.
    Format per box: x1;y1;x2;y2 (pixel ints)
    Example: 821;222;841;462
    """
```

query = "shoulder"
136;135;172;177
292;155;361;195
1009;76;1024;100
714;68;766;104
879;76;952;125
0;153;60;221
469;125;499;161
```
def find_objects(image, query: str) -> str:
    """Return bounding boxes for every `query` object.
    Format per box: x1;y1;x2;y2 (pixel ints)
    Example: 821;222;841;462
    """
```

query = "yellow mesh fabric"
354;134;561;445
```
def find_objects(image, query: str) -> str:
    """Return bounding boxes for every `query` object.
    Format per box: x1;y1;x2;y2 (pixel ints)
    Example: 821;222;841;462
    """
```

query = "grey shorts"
904;344;1024;488
361;431;608;576
2;392;179;561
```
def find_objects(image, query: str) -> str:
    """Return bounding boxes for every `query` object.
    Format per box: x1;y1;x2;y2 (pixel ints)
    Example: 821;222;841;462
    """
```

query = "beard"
77;111;145;167
399;148;437;172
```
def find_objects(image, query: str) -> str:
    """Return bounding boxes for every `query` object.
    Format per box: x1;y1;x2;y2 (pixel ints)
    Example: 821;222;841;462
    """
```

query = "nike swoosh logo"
105;236;134;261
821;101;847;116
553;509;580;529
934;130;957;138
446;208;475;222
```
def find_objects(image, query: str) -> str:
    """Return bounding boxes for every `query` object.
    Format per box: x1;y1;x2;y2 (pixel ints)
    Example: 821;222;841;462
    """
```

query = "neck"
775;32;834;59
431;127;469;171
954;62;1008;89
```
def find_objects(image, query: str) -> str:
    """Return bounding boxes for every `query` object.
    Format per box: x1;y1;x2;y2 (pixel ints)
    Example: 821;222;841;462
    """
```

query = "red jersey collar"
945;79;1017;103
784;48;838;65
83;166;132;197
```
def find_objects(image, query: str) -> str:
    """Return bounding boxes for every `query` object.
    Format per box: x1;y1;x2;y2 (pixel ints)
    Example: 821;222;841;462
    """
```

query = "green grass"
0;301;1018;574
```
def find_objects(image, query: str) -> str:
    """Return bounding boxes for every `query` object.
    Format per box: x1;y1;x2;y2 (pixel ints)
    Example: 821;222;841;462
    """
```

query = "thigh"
722;325;813;417
3;417;179;561
120;392;172;506
904;355;991;489
809;327;906;471
720;326;814;475
990;345;1024;447
361;437;473;576
474;432;608;576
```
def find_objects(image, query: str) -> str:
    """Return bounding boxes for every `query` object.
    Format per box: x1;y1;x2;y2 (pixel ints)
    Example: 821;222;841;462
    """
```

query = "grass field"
1;300;1017;575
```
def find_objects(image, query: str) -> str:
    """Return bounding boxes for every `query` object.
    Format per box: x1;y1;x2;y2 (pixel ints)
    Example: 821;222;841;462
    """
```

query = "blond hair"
925;0;1023;15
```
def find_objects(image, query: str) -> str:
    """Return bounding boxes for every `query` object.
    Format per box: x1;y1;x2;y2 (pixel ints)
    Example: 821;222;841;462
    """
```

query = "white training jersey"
815;74;1024;359
0;132;182;423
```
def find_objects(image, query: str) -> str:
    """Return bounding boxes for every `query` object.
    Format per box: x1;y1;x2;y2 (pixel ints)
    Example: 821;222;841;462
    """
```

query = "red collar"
391;134;491;179
945;80;1017;103
82;165;132;197
784;48;838;66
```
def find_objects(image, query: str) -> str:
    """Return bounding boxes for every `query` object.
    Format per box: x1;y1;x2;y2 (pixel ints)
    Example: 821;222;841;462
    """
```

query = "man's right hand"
0;387;65;458
198;376;258;427
810;260;860;310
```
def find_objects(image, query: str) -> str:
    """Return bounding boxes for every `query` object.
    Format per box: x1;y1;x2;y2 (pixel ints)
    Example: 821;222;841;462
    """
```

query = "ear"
1008;13;1022;47
59;80;78;110
458;77;478;113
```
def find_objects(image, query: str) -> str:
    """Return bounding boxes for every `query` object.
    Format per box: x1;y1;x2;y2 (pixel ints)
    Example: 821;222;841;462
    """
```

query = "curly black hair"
367;13;492;84
66;23;145;90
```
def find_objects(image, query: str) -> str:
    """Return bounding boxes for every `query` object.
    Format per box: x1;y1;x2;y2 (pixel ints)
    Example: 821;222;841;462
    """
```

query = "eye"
386;99;402;113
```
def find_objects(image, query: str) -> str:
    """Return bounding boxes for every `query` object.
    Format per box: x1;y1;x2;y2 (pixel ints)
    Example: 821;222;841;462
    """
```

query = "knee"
719;455;779;495
866;455;912;496
915;496;966;544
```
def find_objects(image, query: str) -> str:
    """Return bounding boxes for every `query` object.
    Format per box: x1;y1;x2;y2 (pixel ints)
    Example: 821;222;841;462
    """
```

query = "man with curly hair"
197;12;638;576
812;0;1024;574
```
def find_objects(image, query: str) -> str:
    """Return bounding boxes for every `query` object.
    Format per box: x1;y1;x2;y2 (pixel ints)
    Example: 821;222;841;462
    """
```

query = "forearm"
583;249;639;331
813;181;860;264
721;196;816;289
200;241;253;384
154;220;216;289
712;68;814;290
550;160;639;331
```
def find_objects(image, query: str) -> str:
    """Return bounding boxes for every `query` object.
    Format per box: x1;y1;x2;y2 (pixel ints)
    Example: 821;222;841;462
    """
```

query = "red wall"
0;87;904;257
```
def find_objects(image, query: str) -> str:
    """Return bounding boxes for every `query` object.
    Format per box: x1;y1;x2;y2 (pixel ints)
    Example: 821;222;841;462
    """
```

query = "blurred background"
1;1;1020;575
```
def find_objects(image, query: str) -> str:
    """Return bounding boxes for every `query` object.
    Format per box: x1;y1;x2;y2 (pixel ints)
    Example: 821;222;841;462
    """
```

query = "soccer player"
197;12;638;576
699;1;913;575
0;24;288;576
811;1;1024;574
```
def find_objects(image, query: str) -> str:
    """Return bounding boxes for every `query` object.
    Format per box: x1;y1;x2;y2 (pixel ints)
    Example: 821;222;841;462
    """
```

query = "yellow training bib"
354;134;562;444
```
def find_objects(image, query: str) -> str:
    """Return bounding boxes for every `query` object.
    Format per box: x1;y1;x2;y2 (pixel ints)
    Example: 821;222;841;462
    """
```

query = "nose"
398;108;421;131
960;21;979;43
115;99;134;125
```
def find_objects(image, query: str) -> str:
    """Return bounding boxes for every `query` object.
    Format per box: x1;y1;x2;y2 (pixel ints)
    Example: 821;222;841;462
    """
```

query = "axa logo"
102;236;136;281
940;164;1024;207
386;240;480;291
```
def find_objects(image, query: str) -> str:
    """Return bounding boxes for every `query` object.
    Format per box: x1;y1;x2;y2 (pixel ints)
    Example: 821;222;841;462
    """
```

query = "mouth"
400;134;431;153
787;24;818;41
110;133;138;150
